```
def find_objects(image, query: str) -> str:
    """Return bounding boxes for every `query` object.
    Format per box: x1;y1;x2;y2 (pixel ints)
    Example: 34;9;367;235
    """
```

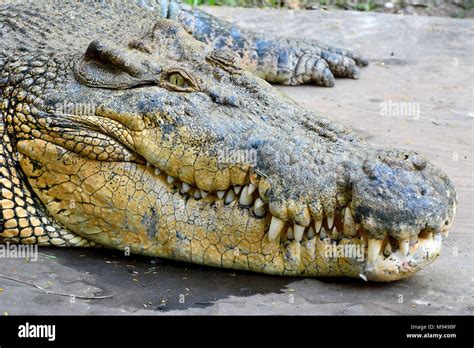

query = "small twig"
254;168;268;179
38;252;57;259
0;274;113;300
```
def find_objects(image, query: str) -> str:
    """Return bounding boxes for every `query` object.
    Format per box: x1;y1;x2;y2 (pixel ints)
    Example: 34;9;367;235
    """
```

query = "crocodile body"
0;0;456;281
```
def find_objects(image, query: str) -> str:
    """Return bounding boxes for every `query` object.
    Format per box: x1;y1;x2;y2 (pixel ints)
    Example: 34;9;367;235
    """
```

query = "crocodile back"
0;0;168;59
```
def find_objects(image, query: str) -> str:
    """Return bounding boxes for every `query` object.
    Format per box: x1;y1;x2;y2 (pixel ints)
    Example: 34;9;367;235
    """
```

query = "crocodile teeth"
200;190;208;198
307;227;315;239
239;185;253;206
167;175;175;184
314;218;322;233
255;198;264;209
248;183;257;195
343;207;357;237
420;230;434;241
225;190;236;204
233;186;241;194
409;235;418;246
146;162;151;167
268;216;285;241
217;190;225;199
194;190;202;199
155;168;161;175
368;239;383;264
287;227;294;240
181;183;191;193
254;207;266;217
399;238;410;256
331;226;340;240
327;214;334;229
383;242;392;257
294;224;305;242
253;198;266;217
320;227;327;239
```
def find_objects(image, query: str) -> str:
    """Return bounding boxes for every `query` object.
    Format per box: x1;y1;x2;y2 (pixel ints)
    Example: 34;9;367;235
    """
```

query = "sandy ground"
0;8;473;315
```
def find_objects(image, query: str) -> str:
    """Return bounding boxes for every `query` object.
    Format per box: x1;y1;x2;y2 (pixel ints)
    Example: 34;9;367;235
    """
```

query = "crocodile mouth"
17;111;455;282
139;158;453;281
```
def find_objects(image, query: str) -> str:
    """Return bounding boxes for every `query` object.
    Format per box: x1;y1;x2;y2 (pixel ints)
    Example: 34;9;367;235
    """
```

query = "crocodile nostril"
411;155;427;170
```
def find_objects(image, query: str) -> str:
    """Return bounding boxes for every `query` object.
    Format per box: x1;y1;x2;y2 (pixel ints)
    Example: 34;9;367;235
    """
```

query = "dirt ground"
0;8;472;315
302;0;473;18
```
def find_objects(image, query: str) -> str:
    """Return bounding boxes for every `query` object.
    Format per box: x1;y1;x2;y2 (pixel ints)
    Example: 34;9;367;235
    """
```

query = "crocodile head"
4;20;456;281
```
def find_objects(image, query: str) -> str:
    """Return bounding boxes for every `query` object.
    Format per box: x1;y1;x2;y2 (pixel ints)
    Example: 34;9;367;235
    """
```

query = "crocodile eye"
162;70;199;92
169;73;186;87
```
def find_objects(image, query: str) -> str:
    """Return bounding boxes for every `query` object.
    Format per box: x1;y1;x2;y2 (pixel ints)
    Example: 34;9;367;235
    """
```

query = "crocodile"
0;0;456;281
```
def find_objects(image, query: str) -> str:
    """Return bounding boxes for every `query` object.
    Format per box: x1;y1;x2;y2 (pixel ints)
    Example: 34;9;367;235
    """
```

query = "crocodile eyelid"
161;69;200;92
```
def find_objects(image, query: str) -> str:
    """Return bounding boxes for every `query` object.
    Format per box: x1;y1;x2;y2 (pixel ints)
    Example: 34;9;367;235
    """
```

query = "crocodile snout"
351;149;456;281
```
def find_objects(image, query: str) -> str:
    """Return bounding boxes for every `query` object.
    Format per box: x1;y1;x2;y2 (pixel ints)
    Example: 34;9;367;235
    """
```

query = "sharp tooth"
409;235;418;246
239;185;254;206
167;175;175;184
420;230;434;241
233;186;241;194
194;190;202;199
200;190;208;198
307;227;315;239
254;198;264;209
314;218;322;233
248;183;257;194
343;207;357;237
253;198;266;217
368;239;383;264
225;190;236;204
217;190;225;199
383;242;392;257
286;227;294;240
268;216;285;241
294;224;305;242
254;207;265;217
331;226;340;240
399;238;409;256
327;214;334;229
320;227;327;239
146;162;151;167
155;168;161;175
181;183;191;193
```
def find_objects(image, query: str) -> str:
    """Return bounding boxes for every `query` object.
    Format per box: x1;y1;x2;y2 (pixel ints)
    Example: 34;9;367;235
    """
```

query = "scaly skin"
0;0;456;281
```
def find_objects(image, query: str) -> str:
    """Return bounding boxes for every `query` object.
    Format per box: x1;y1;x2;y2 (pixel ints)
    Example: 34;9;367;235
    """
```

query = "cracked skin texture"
0;0;457;281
